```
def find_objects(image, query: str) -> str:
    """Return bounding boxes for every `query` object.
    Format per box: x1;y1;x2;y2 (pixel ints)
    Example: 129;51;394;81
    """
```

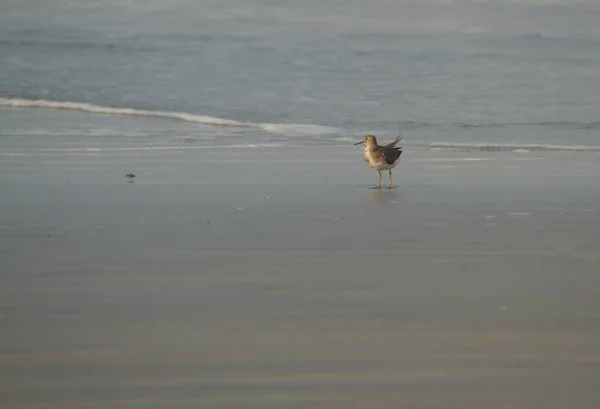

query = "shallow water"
1;0;600;150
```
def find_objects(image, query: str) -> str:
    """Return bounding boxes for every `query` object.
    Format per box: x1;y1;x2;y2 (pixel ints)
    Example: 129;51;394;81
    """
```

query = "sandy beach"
3;0;600;405
1;137;600;408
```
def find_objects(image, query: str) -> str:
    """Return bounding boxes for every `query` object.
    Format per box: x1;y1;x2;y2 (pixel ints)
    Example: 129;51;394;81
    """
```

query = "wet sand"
1;144;600;408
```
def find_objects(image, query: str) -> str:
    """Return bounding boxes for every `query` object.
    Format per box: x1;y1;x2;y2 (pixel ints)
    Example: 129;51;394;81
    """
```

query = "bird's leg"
388;170;393;189
370;171;383;189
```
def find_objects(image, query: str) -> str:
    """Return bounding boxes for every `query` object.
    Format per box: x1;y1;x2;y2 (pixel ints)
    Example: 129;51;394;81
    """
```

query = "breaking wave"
452;120;600;130
0;98;341;137
427;142;600;152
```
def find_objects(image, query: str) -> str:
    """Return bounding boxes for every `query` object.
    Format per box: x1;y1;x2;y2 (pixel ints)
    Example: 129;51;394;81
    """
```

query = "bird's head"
354;135;377;147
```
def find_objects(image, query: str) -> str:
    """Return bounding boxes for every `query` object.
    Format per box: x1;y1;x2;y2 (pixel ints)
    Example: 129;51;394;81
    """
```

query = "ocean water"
1;0;600;151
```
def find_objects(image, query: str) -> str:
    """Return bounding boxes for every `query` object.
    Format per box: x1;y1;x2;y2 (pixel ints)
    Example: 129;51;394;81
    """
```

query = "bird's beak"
354;140;364;145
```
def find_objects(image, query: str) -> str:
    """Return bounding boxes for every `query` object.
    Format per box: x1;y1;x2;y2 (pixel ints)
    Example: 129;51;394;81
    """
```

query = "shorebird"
354;134;403;189
126;173;136;179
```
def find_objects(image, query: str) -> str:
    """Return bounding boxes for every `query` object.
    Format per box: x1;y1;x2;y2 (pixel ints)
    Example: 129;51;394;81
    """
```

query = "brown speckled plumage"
354;134;403;189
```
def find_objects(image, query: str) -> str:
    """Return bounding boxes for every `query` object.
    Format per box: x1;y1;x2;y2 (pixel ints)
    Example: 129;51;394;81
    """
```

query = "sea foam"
0;98;340;137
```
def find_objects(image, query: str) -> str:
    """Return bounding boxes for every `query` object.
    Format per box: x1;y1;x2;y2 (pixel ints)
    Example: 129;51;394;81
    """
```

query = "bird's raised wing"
386;133;403;147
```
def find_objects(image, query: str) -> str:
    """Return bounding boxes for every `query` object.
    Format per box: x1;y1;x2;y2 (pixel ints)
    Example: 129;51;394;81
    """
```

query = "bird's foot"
386;184;396;190
370;185;383;190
